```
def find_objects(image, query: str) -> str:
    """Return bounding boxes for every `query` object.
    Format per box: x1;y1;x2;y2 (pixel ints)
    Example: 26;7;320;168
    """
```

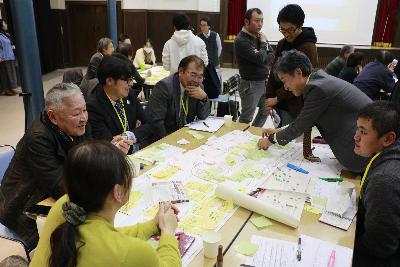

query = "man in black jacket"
0;83;90;250
353;101;400;267
234;8;274;127
87;55;155;151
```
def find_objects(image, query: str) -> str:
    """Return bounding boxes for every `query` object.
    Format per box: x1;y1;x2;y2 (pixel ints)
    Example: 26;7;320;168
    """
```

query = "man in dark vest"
198;16;222;79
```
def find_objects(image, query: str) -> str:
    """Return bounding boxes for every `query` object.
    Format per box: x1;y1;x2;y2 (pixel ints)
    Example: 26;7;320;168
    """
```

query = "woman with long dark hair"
30;140;181;267
0;19;18;96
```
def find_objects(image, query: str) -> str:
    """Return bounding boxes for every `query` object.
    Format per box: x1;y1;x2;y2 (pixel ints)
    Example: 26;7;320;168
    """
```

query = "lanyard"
360;152;381;199
108;96;128;132
180;96;188;117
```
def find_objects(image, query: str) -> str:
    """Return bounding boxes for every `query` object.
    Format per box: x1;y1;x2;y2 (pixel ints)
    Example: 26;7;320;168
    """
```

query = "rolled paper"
215;181;300;228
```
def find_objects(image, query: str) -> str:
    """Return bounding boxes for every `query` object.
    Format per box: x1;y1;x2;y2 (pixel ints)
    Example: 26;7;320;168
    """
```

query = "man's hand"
186;86;207;100
261;127;281;138
135;120;141;128
258;137;272;150
111;135;133;155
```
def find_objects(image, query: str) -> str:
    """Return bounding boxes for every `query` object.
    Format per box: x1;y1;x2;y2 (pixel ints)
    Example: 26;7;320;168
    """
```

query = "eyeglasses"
185;71;204;82
279;26;299;34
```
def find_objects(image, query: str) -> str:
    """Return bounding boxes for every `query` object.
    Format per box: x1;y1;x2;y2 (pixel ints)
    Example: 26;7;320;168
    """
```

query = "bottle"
216;245;223;267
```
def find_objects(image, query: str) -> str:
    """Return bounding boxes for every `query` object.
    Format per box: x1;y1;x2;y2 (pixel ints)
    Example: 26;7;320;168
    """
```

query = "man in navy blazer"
146;55;211;139
87;55;155;150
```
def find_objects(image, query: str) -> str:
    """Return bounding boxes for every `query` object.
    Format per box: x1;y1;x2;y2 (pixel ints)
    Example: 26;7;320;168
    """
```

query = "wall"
122;0;220;12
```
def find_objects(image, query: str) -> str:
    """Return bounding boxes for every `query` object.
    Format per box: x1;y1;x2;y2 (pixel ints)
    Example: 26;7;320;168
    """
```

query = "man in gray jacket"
146;55;210;139
352;101;400;267
258;50;371;173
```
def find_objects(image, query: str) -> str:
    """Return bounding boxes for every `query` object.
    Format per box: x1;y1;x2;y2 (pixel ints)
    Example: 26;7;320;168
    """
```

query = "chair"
0;145;15;184
62;68;83;86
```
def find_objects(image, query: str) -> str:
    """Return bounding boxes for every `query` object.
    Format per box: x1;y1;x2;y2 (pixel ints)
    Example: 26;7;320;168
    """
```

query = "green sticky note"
235;241;259;256
250;215;273;229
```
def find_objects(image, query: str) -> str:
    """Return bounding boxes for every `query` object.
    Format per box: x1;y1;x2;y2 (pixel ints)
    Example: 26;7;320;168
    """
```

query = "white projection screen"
247;0;379;45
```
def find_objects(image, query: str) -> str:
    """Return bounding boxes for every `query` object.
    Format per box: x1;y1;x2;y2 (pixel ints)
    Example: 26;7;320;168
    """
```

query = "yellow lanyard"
180;96;188;117
108;96;128;132
360;152;381;198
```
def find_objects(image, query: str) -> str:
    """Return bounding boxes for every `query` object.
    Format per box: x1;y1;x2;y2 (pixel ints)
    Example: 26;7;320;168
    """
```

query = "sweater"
337;66;358;84
198;31;221;67
133;47;156;69
275;70;371;173
30;195;181;267
265;27;318;115
234;28;274;81
353;140;400;267
162;30;208;74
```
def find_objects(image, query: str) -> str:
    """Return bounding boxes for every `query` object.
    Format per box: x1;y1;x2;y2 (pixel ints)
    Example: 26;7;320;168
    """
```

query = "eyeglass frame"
278;26;300;34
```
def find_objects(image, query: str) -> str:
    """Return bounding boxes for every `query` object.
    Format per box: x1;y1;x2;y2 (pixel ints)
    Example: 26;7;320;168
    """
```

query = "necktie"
115;100;128;131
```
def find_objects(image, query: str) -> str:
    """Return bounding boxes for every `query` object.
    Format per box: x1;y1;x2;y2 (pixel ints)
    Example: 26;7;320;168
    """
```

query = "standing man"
352;101;400;266
146;55;210;139
234;8;274;127
162;13;208;74
325;45;354;77
198;16;222;78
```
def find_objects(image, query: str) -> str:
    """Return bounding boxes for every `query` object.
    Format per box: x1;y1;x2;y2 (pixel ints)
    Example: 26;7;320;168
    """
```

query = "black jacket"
337;66;358;84
353;140;400;267
0;113;89;248
86;83;155;148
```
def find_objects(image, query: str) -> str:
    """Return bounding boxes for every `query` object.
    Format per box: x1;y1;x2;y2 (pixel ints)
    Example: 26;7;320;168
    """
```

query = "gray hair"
45;83;82;111
274;49;312;76
340;45;354;57
97;37;113;53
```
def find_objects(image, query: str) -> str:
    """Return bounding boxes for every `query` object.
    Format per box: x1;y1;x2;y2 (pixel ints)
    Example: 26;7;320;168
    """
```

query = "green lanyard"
180;96;188;117
360;152;381;199
108;96;128;132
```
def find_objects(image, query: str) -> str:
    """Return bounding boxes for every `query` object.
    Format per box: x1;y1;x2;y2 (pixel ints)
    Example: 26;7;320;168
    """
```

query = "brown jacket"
265;27;318;115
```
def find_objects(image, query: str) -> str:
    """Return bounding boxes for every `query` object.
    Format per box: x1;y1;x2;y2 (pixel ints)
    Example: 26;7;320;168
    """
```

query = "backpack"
203;62;221;99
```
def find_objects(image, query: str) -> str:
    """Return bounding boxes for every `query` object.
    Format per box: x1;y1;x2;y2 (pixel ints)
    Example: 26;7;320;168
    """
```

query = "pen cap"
217;245;223;266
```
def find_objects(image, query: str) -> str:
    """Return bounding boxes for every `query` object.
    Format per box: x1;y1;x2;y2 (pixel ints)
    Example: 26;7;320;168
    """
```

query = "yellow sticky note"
187;191;206;202
250;215;273;229
235;241;259;256
151;166;179;179
304;205;321;215
226;155;236;166
313;196;328;207
186;130;204;140
119;191;142;213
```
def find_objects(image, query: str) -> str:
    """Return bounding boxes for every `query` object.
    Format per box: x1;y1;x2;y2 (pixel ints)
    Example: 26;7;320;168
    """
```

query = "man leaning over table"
0;83;131;250
257;50;371;173
352;101;400;267
146;55;210;140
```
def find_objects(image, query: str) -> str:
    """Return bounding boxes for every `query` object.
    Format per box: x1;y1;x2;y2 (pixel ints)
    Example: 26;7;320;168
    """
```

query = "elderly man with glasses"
146;55;210;139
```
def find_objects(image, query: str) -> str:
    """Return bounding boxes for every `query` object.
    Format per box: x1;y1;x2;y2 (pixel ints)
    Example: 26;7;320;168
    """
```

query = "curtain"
373;0;398;47
227;0;246;38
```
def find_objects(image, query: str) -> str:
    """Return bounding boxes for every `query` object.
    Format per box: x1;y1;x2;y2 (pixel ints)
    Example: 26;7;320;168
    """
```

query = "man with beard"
146;55;210;139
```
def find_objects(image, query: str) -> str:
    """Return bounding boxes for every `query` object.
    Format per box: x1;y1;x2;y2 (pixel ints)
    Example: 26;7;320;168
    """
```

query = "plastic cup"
202;231;221;258
224;115;233;127
36;216;46;238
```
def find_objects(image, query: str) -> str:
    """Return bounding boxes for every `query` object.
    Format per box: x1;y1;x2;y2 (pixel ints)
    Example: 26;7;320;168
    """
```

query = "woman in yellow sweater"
30;140;181;267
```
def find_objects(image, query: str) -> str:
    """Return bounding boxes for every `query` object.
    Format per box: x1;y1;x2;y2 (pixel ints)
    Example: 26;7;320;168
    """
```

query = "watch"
200;97;208;103
268;133;277;144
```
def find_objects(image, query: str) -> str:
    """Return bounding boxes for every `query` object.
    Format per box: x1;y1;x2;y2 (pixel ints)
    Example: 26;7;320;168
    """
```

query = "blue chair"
0;145;31;261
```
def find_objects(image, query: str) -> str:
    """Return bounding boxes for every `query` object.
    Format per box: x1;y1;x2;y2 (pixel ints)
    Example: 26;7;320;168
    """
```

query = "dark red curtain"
227;0;246;37
373;0;398;47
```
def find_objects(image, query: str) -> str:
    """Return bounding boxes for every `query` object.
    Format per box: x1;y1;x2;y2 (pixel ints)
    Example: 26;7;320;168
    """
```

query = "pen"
320;177;343;182
297;237;302;261
327;250;336;267
287;163;309;174
203;121;210;128
243;125;250;131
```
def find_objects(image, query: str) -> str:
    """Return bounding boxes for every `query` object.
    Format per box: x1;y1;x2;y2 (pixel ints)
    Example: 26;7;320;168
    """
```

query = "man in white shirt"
162;13;208;74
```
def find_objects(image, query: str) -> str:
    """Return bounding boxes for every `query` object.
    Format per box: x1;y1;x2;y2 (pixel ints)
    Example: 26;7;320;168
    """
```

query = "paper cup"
224;115;233;127
202;231;221;258
338;181;355;196
36;216;46;238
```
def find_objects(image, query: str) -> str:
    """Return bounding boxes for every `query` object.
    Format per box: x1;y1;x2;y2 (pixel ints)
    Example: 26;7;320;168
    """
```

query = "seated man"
146;55;210;139
325;45;354;77
258;50;371;173
0;83;90;250
352;101;400;266
87;55;155;151
353;50;396;100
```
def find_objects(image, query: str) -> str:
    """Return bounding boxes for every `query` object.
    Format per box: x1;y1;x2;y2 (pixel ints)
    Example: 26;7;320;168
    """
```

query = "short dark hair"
358;100;400;138
178;55;205;72
346;52;364;68
244;8;262;21
97;55;131;84
274;49;312;76
200;16;211;27
97;37;113;53
117;42;133;58
118;33;131;43
143;38;153;46
173;13;190;30
376;50;394;66
339;45;354;57
277;4;305;27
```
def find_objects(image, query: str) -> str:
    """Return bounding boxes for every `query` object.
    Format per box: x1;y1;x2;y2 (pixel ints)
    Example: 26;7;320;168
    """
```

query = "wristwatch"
200;96;208;103
268;133;277;144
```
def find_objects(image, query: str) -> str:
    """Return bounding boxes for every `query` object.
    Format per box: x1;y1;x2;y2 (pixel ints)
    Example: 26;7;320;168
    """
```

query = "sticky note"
250;215;273;229
235;241;259;256
186;130;205;140
151;166;179;179
304;205;321;215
